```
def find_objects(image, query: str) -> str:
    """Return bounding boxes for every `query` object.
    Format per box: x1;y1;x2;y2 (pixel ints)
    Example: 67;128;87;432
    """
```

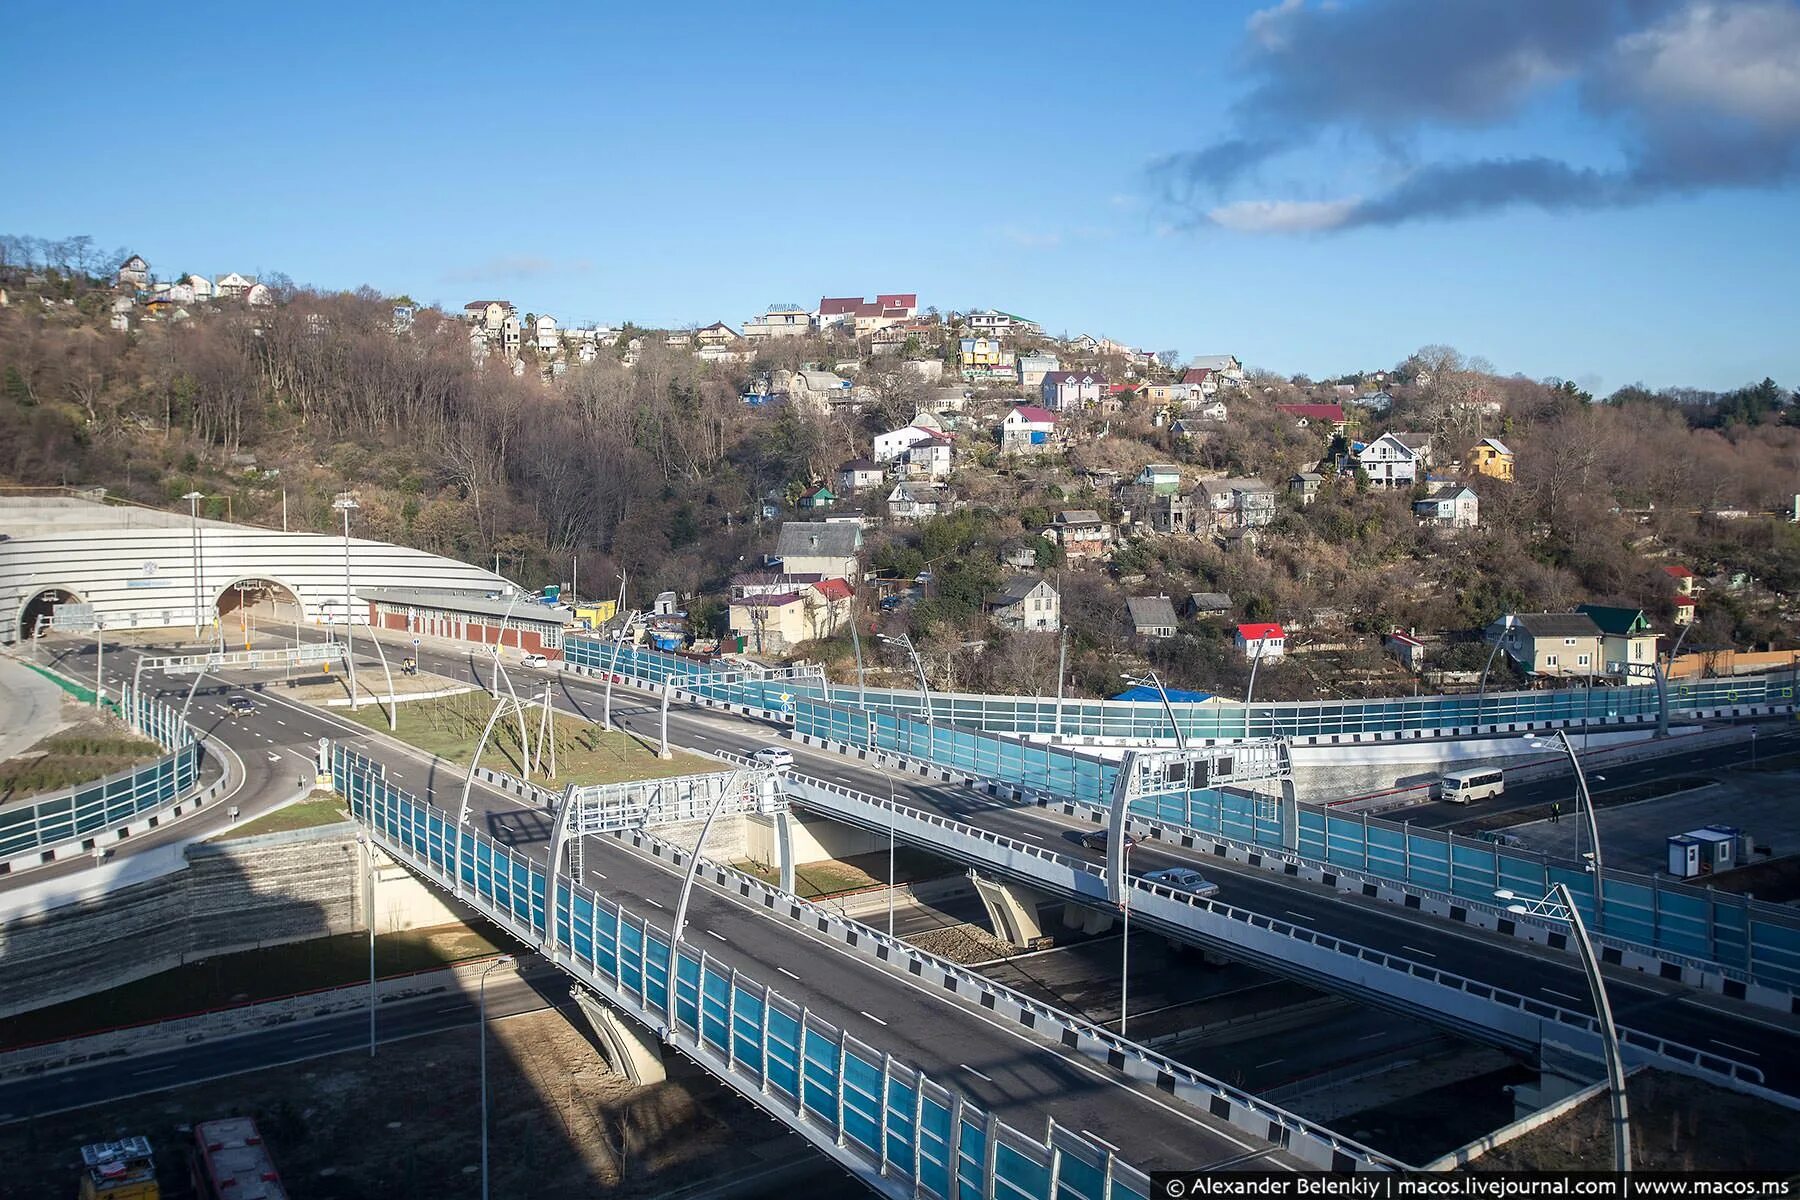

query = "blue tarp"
1110;685;1213;704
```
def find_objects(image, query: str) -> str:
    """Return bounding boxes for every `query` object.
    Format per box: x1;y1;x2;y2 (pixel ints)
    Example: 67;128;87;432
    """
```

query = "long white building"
0;495;508;643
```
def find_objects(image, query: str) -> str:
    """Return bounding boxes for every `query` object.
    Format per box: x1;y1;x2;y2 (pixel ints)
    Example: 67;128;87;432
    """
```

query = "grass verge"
211;794;350;841
733;847;952;899
335;691;712;786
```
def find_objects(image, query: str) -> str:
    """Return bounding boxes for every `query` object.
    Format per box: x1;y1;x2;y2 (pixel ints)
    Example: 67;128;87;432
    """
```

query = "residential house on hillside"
1128;595;1179;639
217;272;259;301
1468;437;1514;482
1188;355;1244;383
1187;592;1233;619
999;405;1059;455
959;337;1016;380
243;282;274;307
1385;631;1427;671
1126;483;1199;536
783;368;854;414
797;485;836;511
873;422;939;463
1018;351;1060;389
1486;612;1602;678
182;274;215;302
1289;472;1324;505
1041;370;1106;412
836;459;885;494
1276;402;1348;432
1414;483;1479;528
1199;477;1276;531
729;578;852;655
964;309;1037;336
1179;367;1220;396
695;321;743;348
1135;463;1183;492
1576;605;1658;675
899;436;953;479
1663;565;1697;625
1352;390;1394;414
744;304;813;340
818;293;917;337
1235;622;1286;660
534;314;559;352
116;255;150;290
988;575;1060;632
775;521;862;580
1353;432;1432;488
1047;510;1112;561
887;481;948;522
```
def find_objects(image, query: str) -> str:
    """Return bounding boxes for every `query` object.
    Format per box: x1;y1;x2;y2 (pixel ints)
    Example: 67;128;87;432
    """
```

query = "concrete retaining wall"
743;810;889;866
0;824;466;1018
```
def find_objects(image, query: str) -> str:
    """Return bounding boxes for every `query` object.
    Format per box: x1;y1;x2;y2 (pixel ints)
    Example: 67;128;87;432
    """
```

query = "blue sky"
3;0;1797;393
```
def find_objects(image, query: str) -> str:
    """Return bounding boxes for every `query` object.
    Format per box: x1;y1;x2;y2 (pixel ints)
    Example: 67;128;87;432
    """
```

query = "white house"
216;272;257;300
873;423;939;463
963;309;1037;336
744;304;814;340
534;314;559;352
243;282;275;307
782;369;854;414
1354;432;1432;488
1040;370;1106;412
1413;483;1479;528
182;274;215;302
988;574;1060;632
1017;351;1060;389
999;405;1058;455
899;436;953;479
1235;621;1286;661
1187;354;1244;383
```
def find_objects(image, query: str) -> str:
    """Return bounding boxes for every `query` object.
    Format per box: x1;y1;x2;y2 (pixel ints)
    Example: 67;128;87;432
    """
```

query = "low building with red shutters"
360;585;574;659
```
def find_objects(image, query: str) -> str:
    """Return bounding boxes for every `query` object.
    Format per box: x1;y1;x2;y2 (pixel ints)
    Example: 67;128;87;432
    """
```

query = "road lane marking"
960;1063;993;1083
1710;1039;1760;1058
1542;988;1587;1005
1284;911;1314;922
861;1011;888;1026
1081;1130;1121;1153
1254;1058;1285;1069
707;930;728;943
1400;945;1437;959
1360;1032;1385;1041
437;1005;463;1013
644;897;664;908
295;1033;331;1042
132;1066;174;1076
778;967;801;981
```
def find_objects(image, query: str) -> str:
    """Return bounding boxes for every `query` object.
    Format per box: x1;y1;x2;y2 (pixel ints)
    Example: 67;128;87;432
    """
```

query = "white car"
751;746;794;769
521;653;550;669
1142;867;1221;899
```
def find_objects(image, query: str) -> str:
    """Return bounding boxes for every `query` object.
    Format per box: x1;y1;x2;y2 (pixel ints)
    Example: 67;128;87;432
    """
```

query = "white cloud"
1607;2;1800;129
1206;198;1358;232
440;254;594;284
1247;0;1306;51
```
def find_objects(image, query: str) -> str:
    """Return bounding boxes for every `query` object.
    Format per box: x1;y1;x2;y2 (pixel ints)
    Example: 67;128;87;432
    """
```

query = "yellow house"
1468;437;1514;482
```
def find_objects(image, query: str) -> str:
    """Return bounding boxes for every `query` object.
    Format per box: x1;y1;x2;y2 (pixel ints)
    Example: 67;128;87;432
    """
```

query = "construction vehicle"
78;1136;159;1200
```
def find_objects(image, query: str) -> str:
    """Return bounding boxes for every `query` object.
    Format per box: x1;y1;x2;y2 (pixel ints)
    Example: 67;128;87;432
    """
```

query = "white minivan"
1439;767;1504;803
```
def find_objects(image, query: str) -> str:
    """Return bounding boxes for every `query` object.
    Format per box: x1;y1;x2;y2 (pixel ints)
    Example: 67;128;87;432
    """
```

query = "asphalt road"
259;627;1800;1097
23;633;1301;1172
0;970;564;1123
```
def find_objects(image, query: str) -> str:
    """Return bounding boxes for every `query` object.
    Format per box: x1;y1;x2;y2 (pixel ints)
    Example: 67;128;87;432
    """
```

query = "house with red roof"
1000;405;1059;456
816;293;918;337
1235;622;1287;661
1663;565;1697;624
1275;402;1348;432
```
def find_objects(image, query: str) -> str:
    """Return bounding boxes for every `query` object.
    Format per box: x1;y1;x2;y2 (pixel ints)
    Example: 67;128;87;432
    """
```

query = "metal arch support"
362;627;400;731
546;781;583;960
456;693;516;897
666;768;753;1029
1105;752;1135;906
177;660;210;729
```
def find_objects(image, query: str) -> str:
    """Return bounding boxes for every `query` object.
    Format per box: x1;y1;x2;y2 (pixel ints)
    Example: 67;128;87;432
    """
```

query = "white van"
1439;768;1504;803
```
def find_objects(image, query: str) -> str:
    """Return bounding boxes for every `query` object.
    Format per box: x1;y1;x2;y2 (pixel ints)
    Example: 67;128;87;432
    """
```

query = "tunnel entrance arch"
17;586;85;641
213;577;304;648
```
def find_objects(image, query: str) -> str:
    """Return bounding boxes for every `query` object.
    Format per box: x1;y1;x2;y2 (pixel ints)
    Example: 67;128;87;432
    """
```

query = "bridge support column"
571;986;667;1085
1279;779;1299;852
774;810;797;896
969;874;1050;946
1060;903;1115;936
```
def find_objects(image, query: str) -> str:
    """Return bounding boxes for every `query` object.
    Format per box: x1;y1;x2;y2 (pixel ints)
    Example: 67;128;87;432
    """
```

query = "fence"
0;686;202;864
333;745;1154;1199
566;635;1796;743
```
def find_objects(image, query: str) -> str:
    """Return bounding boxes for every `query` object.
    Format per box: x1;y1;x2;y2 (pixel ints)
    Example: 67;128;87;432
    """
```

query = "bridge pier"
970;874;1051;945
571;985;667;1085
774;809;796;896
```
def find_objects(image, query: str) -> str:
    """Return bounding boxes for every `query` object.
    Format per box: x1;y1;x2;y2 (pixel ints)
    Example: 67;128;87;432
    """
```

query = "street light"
332;495;361;710
1120;670;1186;751
878;633;933;761
183;491;206;639
1119;841;1133;1039
887;775;897;939
1525;731;1607;919
480;954;517;1200
1477;614;1517;724
355;833;376;1057
1495;885;1630;1173
1652;620;1696;739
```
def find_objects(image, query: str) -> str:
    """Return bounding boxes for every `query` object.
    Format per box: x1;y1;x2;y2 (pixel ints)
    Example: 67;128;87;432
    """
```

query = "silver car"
1142;867;1221;899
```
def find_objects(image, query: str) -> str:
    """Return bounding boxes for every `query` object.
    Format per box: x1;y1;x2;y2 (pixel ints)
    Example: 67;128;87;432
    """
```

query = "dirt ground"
0;1008;835;1200
1475;1069;1800;1172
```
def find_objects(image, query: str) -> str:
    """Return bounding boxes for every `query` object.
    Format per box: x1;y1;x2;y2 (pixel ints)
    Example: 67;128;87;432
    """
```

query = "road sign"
412;638;421;647
49;603;98;632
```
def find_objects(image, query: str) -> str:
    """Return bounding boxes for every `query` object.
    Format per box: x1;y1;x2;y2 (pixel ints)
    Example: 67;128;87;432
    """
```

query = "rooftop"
358;586;574;625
